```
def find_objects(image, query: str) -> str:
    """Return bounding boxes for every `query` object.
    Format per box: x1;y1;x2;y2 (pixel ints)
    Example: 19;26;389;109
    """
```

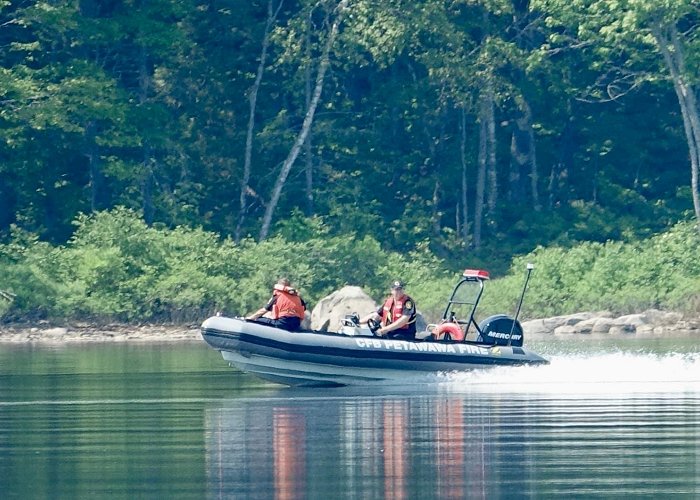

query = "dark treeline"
1;0;699;268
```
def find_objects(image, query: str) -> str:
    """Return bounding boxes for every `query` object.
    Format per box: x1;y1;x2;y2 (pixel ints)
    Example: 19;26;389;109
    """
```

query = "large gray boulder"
311;286;377;332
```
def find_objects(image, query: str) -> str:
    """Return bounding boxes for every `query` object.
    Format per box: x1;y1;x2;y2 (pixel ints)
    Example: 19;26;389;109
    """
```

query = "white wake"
439;351;700;395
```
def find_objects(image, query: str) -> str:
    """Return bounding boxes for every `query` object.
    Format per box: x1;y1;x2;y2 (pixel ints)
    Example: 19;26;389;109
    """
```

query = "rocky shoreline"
1;307;699;344
0;322;202;343
522;309;700;339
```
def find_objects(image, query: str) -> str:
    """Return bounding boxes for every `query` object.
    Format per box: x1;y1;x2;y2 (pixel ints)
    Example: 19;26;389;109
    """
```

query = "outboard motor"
477;314;524;347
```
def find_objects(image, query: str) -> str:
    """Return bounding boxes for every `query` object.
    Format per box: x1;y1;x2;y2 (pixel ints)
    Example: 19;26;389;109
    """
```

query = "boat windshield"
443;279;483;326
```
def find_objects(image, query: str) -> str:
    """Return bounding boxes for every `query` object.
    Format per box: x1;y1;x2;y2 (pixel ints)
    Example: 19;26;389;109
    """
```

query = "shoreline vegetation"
2;211;699;343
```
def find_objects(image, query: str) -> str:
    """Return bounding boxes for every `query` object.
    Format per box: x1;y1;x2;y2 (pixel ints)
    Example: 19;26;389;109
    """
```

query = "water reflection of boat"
273;409;305;500
204;393;497;499
201;268;548;387
202;351;700;498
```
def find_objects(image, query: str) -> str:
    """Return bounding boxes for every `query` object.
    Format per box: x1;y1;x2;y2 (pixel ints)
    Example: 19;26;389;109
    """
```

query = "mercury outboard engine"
477;314;524;347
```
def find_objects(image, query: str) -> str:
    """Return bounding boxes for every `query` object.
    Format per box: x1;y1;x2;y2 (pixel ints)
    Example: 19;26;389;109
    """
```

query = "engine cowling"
477;314;524;347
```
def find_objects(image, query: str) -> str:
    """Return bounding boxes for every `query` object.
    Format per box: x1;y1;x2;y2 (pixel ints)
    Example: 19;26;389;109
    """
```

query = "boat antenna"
509;263;534;342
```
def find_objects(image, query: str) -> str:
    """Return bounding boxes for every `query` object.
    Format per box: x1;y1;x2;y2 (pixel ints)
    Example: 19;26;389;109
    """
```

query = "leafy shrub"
487;220;700;318
1;209;698;324
0;227;64;320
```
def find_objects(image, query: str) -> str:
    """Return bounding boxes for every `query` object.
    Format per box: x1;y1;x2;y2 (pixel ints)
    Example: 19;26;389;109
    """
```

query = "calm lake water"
1;337;698;499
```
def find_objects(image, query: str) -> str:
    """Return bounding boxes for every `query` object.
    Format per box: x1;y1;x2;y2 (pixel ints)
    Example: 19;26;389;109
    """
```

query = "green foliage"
487;220;700;319
0;226;63;319
0;209;454;322
1;210;698;324
1;0;699;323
2;0;696;258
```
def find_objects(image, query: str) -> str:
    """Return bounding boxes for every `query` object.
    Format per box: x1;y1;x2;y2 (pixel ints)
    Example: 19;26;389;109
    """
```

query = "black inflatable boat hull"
201;316;548;386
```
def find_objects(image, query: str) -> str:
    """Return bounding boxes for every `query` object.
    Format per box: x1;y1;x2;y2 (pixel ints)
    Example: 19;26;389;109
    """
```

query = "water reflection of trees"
205;395;500;499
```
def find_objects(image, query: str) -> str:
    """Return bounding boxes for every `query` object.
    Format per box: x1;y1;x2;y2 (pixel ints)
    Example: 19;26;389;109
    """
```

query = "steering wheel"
367;318;381;336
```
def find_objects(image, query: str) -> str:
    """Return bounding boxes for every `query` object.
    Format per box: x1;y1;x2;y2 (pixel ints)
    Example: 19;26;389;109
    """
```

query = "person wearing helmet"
360;280;417;340
246;278;307;331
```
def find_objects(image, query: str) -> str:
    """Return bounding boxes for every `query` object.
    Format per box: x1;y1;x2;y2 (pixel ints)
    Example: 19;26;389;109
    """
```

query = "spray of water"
440;351;700;395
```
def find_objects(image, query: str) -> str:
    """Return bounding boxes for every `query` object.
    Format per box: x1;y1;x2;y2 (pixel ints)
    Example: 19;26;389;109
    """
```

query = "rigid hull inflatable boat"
201;267;548;387
201;316;547;386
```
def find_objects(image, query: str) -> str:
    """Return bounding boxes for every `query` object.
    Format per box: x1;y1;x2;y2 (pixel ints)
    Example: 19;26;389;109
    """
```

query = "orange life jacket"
271;284;305;320
381;295;415;329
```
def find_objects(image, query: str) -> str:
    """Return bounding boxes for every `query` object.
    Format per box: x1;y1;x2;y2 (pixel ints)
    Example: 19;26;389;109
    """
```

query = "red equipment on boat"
462;269;490;280
432;322;465;342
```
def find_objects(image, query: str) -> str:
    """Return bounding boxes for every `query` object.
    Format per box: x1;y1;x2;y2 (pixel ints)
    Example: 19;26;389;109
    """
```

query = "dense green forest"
1;1;699;322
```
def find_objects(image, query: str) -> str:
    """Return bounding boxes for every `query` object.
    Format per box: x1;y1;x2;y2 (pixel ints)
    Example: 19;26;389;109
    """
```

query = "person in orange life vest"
246;278;307;331
360;280;417;340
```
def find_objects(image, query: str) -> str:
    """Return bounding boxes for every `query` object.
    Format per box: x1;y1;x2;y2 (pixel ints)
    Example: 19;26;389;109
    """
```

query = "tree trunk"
235;0;282;242
304;13;314;216
547;162;558;210
549;107;575;209
529;112;540;210
508;133;522;202
258;0;350;241
304;129;314;216
79;0;103;213
431;180;441;236
509;96;539;209
508;0;540;211
652;22;700;226
139;45;154;224
460;106;469;245
474;96;488;250
142;151;154;225
486;86;497;216
84;120;101;212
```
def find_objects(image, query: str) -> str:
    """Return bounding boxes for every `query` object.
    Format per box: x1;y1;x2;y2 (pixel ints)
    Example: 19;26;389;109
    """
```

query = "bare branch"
541;39;595;56
575;69;649;103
